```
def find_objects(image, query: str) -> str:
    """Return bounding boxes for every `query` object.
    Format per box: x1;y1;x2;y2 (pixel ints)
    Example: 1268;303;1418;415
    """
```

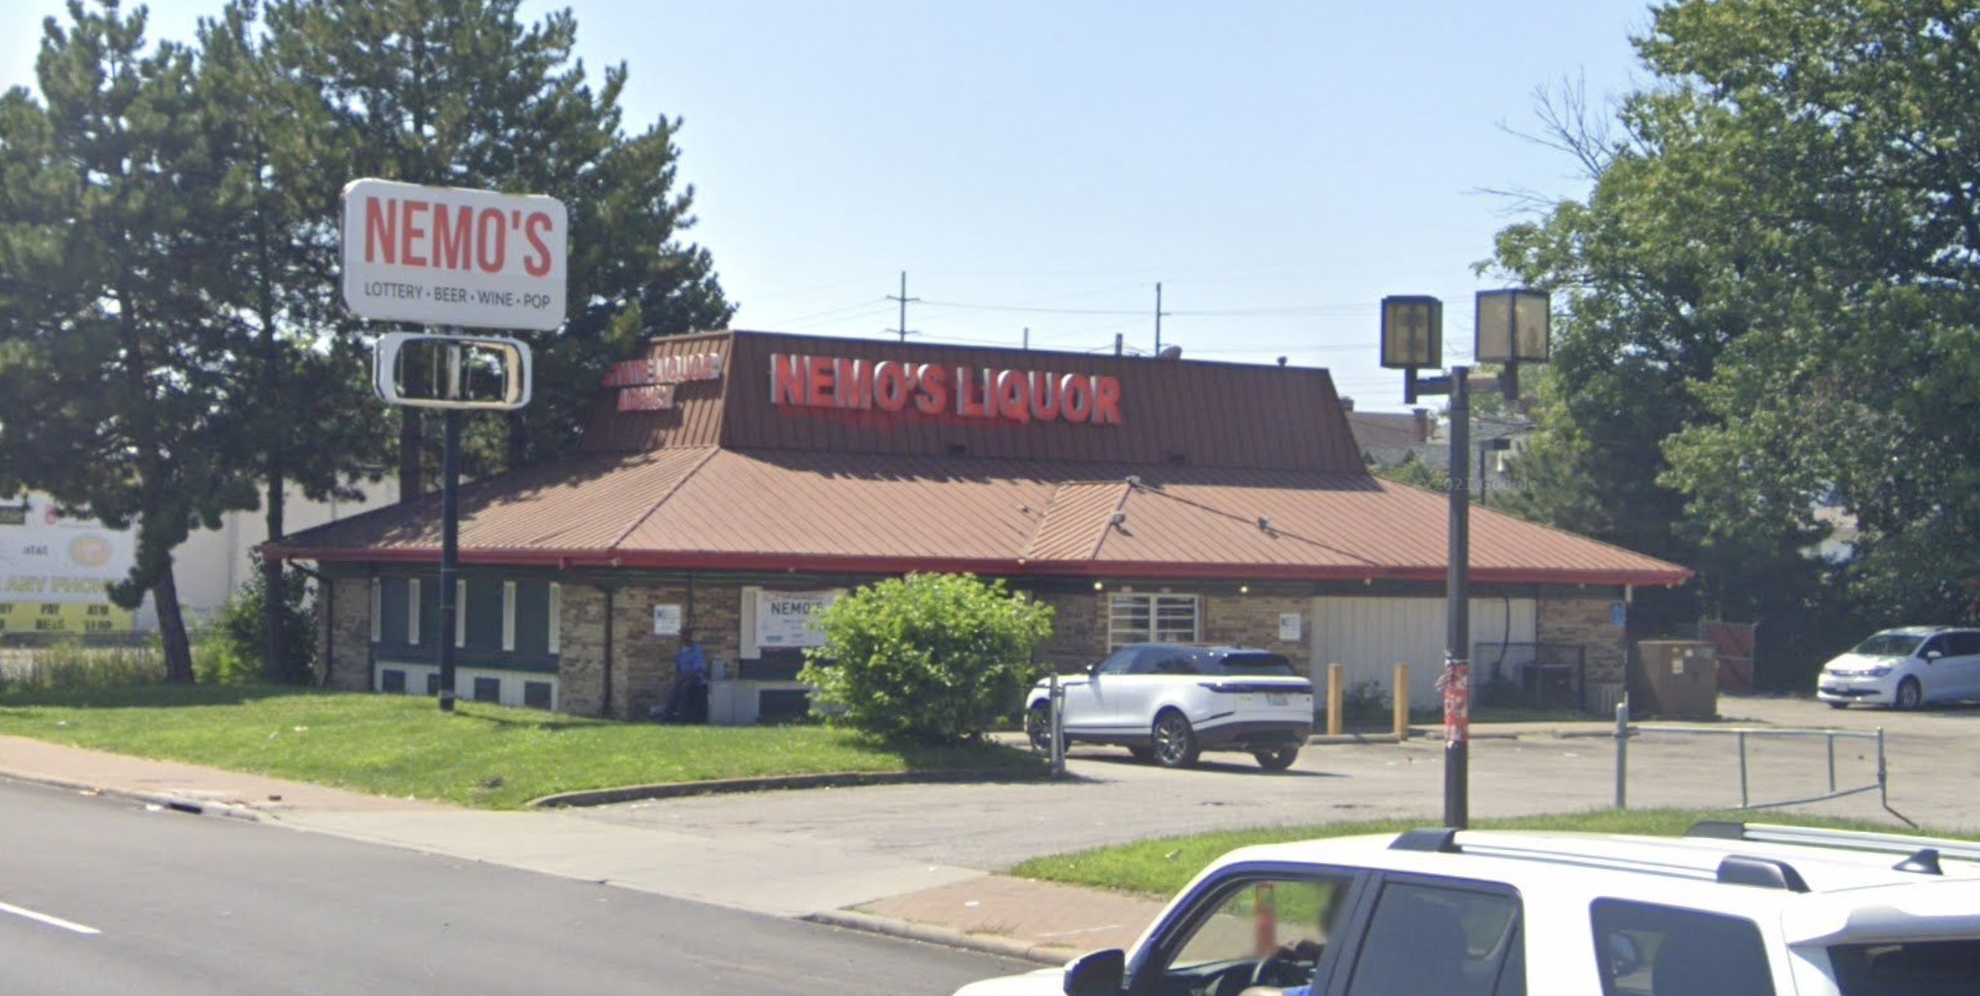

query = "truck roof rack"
1685;821;1980;867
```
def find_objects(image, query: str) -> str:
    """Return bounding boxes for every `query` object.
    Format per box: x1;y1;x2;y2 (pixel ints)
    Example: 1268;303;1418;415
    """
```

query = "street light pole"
1383;289;1549;833
1442;366;1471;827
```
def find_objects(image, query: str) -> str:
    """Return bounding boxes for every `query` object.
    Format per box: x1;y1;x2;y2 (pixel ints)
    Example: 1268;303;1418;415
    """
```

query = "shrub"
0;641;166;693
202;571;316;685
798;573;1054;745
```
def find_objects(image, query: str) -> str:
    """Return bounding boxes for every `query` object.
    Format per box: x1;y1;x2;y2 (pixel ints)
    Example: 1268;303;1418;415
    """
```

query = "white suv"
1817;626;1980;710
1025;644;1314;770
955;821;1980;996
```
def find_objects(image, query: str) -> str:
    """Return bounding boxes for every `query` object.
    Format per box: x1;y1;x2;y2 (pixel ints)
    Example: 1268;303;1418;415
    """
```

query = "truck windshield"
1829;939;1980;995
1215;653;1297;676
1852;634;1925;657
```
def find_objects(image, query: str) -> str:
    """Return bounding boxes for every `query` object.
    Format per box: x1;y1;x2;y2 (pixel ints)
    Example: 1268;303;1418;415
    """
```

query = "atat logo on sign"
340;179;568;331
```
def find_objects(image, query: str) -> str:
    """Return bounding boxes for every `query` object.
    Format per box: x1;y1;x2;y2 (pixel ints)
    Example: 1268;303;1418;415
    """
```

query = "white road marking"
0;899;101;935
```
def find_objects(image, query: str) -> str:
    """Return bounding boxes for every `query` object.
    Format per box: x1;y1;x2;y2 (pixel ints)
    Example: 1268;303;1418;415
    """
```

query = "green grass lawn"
0;685;1039;809
1009;809;1930;897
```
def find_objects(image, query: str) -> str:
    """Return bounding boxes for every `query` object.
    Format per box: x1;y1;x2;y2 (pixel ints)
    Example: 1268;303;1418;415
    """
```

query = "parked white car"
1817;626;1980;710
1025;644;1313;770
954;821;1980;996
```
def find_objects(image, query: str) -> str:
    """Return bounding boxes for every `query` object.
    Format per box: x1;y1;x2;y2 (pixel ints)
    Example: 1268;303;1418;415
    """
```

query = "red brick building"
277;330;1687;721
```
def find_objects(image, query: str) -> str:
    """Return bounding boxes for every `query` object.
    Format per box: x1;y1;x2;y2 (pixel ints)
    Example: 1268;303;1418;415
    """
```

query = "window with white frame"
407;578;422;646
547;583;561;654
369;579;382;642
1108;593;1200;649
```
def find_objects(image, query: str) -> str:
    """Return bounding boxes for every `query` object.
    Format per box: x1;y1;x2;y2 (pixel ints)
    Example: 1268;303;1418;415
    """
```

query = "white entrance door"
1310;596;1538;708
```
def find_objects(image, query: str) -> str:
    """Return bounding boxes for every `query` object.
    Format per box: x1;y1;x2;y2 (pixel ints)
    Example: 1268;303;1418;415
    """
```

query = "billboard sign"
0;495;137;635
340;179;568;331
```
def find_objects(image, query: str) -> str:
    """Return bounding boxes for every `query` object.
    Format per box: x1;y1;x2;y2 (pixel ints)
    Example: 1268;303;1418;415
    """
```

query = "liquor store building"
275;330;1689;722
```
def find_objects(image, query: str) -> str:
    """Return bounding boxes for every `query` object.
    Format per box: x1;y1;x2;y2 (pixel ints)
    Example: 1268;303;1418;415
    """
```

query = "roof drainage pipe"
602;586;615;719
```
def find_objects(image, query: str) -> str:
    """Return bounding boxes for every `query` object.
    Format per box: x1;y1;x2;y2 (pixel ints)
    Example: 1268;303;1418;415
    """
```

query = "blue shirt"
676;643;707;681
1283;988;1311;996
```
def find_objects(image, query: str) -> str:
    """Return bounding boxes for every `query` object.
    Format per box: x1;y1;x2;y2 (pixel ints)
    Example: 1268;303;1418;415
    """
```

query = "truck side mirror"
1064;949;1125;996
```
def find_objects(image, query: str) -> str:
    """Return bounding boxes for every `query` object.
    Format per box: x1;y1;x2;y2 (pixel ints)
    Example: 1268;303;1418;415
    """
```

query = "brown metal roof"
278;449;1690;586
577;330;1366;474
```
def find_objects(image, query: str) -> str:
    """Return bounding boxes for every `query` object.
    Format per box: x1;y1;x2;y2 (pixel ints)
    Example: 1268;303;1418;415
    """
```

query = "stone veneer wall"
1030;587;1309;670
1032;589;1106;670
556;585;608;716
1202;593;1308;659
555;582;748;720
318;576;371;692
1538;594;1628;688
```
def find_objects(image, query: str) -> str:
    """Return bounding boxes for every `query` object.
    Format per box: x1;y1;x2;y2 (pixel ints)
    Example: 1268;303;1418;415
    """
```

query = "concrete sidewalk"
0;734;1131;964
7;694;1944;970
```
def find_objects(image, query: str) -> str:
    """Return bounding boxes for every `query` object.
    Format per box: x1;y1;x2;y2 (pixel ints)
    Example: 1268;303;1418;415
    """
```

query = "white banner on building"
752;589;839;650
0;494;137;634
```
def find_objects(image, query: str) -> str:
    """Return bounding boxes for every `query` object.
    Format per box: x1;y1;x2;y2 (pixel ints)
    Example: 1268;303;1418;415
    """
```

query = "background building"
277;330;1688;721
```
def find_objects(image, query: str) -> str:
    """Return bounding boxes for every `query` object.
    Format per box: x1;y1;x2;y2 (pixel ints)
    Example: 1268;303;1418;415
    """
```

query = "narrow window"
369;578;382;643
408;578;422;646
502;581;517;652
548;583;562;654
455;580;467;648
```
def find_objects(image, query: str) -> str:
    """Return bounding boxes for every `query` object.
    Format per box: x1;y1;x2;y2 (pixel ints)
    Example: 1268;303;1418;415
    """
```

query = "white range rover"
1025;644;1314;771
955;821;1980;996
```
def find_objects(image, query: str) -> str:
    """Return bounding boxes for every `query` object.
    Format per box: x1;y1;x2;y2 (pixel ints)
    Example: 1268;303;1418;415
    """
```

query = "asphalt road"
0;779;1025;996
583;697;1979;870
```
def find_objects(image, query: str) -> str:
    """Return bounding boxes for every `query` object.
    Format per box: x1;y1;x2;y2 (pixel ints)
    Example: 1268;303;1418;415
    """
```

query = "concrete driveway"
575;696;1980;871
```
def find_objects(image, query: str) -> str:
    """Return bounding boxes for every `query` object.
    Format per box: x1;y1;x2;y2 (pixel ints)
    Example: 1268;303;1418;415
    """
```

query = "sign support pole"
1442;365;1471;827
438;406;461;712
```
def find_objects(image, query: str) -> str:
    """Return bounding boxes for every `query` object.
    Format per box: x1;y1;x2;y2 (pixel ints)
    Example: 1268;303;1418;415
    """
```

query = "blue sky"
3;0;1655;411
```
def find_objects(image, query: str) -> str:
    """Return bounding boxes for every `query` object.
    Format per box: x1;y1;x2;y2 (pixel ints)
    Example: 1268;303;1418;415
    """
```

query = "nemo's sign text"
768;353;1123;425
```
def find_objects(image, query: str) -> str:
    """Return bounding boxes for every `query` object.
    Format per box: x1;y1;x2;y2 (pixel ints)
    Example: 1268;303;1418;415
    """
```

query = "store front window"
1109;593;1200;648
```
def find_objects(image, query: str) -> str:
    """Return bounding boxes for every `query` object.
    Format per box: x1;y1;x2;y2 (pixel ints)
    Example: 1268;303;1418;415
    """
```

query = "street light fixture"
1380;289;1550;829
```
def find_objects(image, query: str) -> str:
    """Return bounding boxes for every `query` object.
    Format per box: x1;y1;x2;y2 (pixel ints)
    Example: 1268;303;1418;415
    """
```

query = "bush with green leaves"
201;571;316;685
798;574;1054;745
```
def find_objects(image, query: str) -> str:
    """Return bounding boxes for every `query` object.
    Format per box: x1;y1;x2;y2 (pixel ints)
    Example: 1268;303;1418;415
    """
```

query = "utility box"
1632;640;1720;717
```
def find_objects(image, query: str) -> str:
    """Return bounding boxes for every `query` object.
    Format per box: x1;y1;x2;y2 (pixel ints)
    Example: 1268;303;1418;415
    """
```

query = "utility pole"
1022;326;1030;351
1154;282;1165;353
886;271;919;342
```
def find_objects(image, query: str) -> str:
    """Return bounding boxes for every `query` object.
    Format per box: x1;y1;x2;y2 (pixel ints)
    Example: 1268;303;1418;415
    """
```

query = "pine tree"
0;3;261;682
260;0;732;495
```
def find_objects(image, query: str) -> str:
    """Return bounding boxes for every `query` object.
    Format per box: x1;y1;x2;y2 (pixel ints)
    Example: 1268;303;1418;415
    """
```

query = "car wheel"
1126;746;1155;762
1150;710;1200;768
1896;677;1923;711
1253;747;1299;771
1827;701;1850;710
1025;703;1053;752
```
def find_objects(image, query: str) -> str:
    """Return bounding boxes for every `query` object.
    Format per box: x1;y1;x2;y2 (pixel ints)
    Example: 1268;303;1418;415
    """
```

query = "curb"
803;909;1079;967
1306;733;1404;745
0;772;263;822
528;766;1054;809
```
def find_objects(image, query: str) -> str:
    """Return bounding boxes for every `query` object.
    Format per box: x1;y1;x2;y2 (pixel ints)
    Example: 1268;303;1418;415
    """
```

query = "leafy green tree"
0;2;258;682
1372;451;1449;493
1489;0;1980;681
799;574;1054;746
259;0;733;492
193;1;388;680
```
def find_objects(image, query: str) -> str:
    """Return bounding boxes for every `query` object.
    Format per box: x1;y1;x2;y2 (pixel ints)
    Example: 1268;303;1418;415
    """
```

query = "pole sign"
340;179;568;331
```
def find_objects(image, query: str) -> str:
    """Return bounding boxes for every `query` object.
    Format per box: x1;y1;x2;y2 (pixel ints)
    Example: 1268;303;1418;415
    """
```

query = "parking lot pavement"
576;696;1980;872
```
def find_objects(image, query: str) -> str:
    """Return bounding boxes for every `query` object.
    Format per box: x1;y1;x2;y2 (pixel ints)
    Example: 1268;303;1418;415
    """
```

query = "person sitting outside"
658;627;709;723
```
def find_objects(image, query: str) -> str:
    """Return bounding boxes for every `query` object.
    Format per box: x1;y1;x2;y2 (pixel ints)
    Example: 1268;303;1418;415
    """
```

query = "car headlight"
1867;666;1893;677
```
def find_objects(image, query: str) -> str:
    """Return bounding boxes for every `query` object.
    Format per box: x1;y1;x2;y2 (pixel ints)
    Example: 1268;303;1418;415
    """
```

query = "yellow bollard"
1393;663;1410;740
1327;663;1344;737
